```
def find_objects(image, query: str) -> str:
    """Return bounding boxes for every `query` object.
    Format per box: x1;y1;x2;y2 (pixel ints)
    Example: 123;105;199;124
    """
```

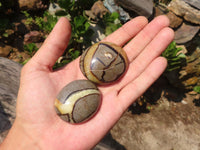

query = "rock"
85;1;109;20
176;45;188;55
0;43;12;57
19;0;48;11
91;1;109;19
168;0;200;25
104;0;130;22
8;48;31;63
183;0;200;10
0;57;22;142
111;95;200;150
179;47;200;89
182;76;199;88
48;3;63;16
24;31;44;44
166;46;200;90
155;6;183;28
166;11;183;29
152;5;165;17
115;0;154;18
174;23;200;44
19;0;40;10
85;10;97;20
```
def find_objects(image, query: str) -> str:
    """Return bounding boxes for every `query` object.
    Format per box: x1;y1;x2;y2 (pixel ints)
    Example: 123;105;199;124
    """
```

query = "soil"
95;78;200;150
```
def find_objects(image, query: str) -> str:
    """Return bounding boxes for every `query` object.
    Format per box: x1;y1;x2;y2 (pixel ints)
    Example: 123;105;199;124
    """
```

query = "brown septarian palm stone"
55;80;101;123
80;42;128;85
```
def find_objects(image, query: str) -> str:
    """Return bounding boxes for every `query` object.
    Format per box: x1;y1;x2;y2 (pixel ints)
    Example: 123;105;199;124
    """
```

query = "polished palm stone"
80;42;128;85
55;80;101;123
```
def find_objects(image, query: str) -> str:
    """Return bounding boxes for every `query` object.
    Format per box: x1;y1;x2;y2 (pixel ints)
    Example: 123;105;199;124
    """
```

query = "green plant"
56;0;96;19
21;58;31;65
24;43;38;56
53;49;81;69
193;86;200;94
162;41;186;71
68;49;81;60
71;15;93;44
100;12;122;36
22;11;57;33
22;1;122;69
53;60;68;69
22;11;34;25
35;11;58;33
54;0;96;60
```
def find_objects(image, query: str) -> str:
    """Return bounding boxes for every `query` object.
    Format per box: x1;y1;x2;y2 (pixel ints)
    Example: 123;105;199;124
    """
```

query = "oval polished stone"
55;80;101;123
80;42;128;85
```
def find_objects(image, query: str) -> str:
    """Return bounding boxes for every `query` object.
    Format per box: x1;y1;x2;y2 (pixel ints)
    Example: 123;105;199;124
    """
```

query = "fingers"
102;16;148;46
124;15;170;61
118;57;167;111
31;17;71;69
133;27;174;69
114;27;174;92
128;27;174;78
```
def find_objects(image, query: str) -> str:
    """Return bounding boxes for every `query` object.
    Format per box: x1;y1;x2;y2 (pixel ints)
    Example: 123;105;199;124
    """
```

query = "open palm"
1;16;174;150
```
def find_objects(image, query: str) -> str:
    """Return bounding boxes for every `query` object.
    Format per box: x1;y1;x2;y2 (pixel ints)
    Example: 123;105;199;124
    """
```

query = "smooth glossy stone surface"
55;80;101;123
80;42;128;85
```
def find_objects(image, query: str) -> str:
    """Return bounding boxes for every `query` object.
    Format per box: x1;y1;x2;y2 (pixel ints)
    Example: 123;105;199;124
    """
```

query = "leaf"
162;41;186;72
55;10;68;16
24;43;38;55
21;58;31;65
58;0;71;9
22;11;30;18
84;22;90;31
105;23;121;36
177;53;186;58
104;12;120;24
70;50;80;59
72;15;92;38
194;86;200;94
74;16;86;28
76;39;84;43
110;12;120;20
3;32;8;37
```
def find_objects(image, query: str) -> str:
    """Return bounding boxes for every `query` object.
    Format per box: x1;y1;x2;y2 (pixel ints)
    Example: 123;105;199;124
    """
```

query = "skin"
0;15;174;150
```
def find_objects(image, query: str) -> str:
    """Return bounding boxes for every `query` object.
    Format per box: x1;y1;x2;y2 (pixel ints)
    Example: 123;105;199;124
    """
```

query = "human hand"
0;16;174;150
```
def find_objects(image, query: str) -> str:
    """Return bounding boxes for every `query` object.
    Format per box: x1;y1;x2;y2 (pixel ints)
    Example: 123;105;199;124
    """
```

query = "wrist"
0;120;41;150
